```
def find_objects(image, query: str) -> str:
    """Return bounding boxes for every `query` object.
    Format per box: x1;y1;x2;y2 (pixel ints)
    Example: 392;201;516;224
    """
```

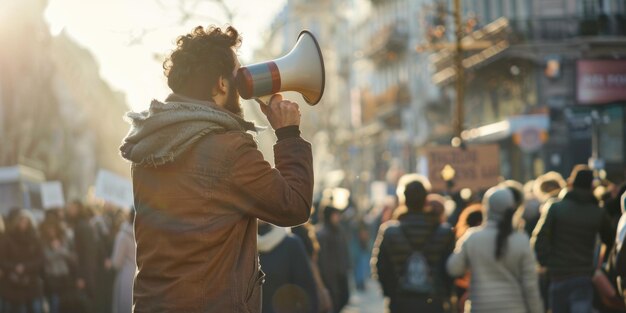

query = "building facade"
431;0;626;183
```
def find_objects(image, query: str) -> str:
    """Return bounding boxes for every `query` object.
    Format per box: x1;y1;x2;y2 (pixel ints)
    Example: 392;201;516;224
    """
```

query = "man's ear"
216;75;228;95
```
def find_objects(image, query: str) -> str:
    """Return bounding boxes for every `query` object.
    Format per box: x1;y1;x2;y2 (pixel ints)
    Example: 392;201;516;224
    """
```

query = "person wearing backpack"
371;174;455;313
447;186;543;313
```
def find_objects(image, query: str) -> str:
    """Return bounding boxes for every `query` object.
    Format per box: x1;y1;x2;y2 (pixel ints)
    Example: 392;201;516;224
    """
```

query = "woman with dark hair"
452;204;484;313
447;187;543;312
0;209;44;313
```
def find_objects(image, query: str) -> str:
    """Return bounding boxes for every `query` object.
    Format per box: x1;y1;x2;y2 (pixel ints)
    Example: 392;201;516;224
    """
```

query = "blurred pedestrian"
372;174;454;313
521;180;541;237
452;204;484;313
39;211;75;313
111;209;135;313
92;203;122;313
532;171;566;209
292;221;333;313
317;204;351;313
119;25;313;313
258;221;318;313
600;191;626;312
532;165;614;313
0;209;44;313
66;201;98;313
447;187;543;313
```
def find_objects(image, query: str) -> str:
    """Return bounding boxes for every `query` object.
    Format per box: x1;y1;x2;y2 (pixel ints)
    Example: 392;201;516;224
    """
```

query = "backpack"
397;225;439;294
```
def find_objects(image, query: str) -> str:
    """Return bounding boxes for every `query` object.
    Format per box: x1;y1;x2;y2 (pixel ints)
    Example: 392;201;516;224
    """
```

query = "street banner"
94;170;133;209
40;181;65;209
424;144;500;193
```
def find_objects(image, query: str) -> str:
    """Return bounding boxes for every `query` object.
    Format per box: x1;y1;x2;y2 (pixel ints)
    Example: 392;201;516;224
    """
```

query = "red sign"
577;60;626;105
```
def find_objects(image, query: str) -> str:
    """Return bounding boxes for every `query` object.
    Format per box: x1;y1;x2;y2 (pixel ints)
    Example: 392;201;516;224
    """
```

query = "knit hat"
483;187;515;222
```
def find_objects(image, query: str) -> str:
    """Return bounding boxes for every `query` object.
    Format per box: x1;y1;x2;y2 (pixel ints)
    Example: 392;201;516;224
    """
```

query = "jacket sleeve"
531;201;555;266
228;134;313;227
371;226;395;297
446;232;470;278
518;234;544;313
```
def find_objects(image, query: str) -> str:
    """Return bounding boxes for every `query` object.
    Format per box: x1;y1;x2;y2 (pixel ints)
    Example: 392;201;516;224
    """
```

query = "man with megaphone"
120;25;315;313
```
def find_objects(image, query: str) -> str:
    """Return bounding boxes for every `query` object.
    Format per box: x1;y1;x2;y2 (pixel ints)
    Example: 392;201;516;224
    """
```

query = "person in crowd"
92;203;122;313
500;180;525;209
0;209;45;313
452;203;484;313
317;203;351;313
292;220;333;313
427;193;450;225
258;221;318;313
372;174;455;313
447;187;543;313
119;25;313;313
532;165;615;313
532;171;567;209
521;180;542;236
609;192;626;308
111;209;136;313
66;200;99;313
40;211;75;313
603;183;626;233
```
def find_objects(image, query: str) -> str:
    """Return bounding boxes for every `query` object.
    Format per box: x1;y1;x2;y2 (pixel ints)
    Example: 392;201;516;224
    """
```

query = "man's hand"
257;94;301;130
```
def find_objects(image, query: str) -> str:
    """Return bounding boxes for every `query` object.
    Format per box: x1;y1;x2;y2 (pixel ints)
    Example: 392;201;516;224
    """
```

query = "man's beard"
224;77;243;117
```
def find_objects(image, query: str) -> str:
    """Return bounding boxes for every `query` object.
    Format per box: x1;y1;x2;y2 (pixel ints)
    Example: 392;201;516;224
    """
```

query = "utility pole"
453;0;464;142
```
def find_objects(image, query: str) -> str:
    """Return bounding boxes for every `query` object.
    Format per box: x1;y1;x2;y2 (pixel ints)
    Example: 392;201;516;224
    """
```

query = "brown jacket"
131;125;313;312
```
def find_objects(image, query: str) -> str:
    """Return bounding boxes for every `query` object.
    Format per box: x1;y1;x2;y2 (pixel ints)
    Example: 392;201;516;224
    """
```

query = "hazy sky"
45;0;287;111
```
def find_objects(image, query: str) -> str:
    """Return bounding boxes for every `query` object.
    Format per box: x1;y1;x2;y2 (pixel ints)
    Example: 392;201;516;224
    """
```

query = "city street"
343;280;385;313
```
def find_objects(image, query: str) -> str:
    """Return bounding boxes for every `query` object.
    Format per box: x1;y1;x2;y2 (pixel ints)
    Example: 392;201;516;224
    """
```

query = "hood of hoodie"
120;94;257;167
257;224;288;253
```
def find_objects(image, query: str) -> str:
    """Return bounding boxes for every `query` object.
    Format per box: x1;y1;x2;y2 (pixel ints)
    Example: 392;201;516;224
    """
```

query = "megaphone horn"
236;30;325;106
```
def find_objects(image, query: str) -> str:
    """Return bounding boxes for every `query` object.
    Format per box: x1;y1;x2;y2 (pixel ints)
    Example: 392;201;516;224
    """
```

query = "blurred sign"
94;170;133;209
513;127;548;153
425;144;500;192
40;181;64;209
577;60;626;105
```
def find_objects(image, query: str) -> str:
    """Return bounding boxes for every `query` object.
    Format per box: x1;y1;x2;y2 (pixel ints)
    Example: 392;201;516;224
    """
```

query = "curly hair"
163;26;242;94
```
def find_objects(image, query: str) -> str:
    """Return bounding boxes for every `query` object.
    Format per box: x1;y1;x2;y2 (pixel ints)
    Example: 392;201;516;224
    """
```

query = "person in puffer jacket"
447;187;543;313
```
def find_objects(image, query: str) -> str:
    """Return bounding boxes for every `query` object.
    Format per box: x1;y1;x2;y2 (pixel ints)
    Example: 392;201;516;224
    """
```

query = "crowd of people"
0;201;135;313
367;164;626;313
1;163;625;313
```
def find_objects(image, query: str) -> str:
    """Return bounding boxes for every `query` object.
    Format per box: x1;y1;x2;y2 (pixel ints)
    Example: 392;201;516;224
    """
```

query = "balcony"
363;22;409;66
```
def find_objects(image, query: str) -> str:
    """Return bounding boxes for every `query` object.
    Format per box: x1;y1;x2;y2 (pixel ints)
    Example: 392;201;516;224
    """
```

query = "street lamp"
586;109;609;171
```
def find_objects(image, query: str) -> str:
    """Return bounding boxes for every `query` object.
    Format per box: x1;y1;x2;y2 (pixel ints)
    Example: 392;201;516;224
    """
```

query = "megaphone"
236;30;325;106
